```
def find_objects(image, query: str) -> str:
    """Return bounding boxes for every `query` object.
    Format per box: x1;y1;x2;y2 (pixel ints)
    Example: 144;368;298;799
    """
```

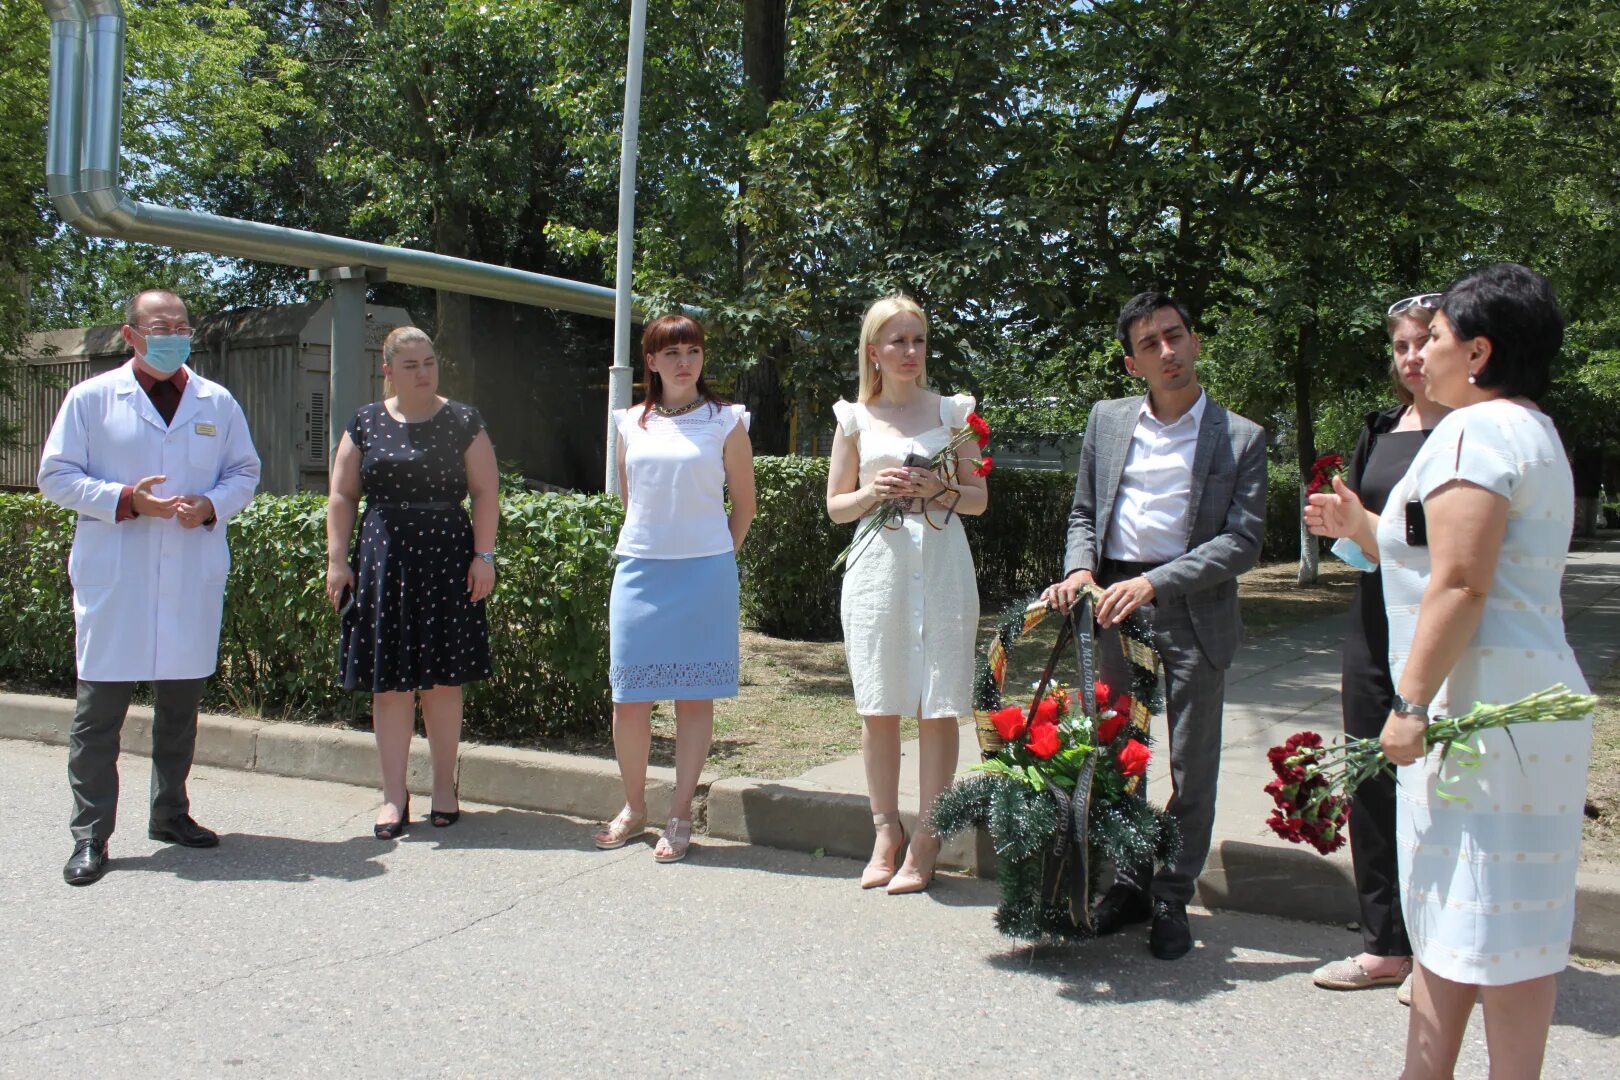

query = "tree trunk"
735;0;790;454
1295;318;1319;585
432;200;475;398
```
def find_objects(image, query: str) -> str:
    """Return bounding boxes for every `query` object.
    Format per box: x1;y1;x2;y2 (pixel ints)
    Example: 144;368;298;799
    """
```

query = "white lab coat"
37;360;261;681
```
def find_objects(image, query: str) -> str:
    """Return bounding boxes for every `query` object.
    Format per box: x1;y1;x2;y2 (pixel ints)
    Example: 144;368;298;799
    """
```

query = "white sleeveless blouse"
614;402;751;559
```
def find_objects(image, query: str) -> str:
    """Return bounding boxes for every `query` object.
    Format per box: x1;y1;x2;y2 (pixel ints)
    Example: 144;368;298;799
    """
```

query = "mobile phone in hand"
900;451;934;513
338;585;356;618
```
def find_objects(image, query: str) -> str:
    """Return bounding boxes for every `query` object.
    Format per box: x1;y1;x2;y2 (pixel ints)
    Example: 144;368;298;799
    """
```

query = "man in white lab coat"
38;289;261;886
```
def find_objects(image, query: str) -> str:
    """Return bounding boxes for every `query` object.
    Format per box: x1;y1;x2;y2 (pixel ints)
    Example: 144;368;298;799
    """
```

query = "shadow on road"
1552;963;1620;1037
115;832;391;884
984;913;1320;1005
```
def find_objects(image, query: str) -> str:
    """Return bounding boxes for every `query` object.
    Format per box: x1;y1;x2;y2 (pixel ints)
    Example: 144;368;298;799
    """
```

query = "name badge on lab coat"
194;422;217;437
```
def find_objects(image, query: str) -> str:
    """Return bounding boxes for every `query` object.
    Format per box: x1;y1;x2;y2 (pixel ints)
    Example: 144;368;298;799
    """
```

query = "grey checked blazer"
1062;394;1268;670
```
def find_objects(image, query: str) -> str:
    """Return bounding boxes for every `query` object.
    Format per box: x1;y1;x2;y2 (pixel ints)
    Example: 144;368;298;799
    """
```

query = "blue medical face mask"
141;333;191;375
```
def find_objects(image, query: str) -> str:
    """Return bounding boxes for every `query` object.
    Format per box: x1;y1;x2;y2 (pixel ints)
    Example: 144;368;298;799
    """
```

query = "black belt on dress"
365;500;461;512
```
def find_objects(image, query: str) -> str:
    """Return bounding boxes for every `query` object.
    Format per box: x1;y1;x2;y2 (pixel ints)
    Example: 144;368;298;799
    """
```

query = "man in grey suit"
1042;291;1267;959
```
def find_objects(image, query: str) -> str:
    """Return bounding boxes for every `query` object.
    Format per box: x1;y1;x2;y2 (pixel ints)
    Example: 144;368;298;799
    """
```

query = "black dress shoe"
1092;883;1153;936
1149;899;1193;959
64;839;109;886
148;815;219;848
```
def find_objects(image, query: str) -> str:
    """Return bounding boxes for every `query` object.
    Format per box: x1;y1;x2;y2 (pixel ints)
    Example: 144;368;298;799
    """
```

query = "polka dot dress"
339;400;493;693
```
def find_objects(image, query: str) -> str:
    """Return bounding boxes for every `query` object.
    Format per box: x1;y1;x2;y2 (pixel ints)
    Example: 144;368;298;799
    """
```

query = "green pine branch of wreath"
938;588;1178;942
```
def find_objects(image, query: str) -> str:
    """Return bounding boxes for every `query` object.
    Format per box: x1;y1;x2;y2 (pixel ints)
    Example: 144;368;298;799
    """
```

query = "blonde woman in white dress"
825;295;987;894
1306;264;1591;1079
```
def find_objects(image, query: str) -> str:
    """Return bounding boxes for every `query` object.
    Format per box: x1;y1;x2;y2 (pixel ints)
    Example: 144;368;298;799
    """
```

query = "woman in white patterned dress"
1306;264;1591;1079
825;295;987;894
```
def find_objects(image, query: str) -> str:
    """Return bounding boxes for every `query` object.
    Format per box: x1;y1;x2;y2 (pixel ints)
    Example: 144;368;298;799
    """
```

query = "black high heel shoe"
374;797;409;840
430;784;460;828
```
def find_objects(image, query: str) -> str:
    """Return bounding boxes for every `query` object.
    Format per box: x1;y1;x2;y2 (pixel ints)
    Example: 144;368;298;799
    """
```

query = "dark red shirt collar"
133;361;189;394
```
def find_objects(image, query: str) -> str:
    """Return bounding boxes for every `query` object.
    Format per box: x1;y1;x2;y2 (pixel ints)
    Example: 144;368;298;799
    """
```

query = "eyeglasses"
132;324;193;337
1386;293;1442;318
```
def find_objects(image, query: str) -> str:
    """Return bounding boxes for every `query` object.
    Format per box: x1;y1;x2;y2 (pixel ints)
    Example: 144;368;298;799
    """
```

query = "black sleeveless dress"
1339;406;1430;956
339;400;493;693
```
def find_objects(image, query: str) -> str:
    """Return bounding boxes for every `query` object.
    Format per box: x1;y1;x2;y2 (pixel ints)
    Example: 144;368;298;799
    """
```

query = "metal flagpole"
606;0;649;495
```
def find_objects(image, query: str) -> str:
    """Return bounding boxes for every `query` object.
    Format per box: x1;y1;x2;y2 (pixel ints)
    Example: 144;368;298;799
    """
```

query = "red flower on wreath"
1032;698;1060;727
966;411;992;449
991;705;1026;742
1093;679;1113;704
1117;739;1151;777
1097;712;1127;745
973;455;993;477
1025;722;1061;760
1111;692;1134;718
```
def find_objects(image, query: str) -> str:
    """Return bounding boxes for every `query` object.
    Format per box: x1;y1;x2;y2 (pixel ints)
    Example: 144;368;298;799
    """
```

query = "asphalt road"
2;738;1615;1079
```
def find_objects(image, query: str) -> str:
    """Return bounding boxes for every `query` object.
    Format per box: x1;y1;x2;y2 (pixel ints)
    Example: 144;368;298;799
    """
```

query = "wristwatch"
474;551;496;565
1391;692;1431;722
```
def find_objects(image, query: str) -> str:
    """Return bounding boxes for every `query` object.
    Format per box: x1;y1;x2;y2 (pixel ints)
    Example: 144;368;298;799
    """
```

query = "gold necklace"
652;397;706;418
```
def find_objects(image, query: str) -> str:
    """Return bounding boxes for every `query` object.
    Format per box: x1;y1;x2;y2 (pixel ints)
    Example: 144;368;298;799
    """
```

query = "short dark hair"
1116;291;1194;356
124;288;187;326
1438;263;1562;401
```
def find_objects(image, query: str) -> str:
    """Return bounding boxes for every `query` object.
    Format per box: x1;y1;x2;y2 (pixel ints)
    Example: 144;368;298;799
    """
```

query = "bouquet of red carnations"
1263;684;1595;855
830;411;992;571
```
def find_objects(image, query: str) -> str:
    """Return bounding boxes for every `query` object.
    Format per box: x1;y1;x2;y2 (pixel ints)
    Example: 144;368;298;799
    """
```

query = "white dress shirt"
1103;391;1206;564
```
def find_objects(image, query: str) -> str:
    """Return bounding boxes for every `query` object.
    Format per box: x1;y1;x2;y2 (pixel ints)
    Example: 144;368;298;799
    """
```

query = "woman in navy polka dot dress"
325;326;498;838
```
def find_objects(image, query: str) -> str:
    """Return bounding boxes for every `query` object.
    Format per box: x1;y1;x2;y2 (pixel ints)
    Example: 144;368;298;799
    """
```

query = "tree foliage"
5;0;1617;488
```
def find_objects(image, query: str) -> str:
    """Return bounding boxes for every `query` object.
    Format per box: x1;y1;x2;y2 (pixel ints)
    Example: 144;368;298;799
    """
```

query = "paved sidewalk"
3;738;1618;1079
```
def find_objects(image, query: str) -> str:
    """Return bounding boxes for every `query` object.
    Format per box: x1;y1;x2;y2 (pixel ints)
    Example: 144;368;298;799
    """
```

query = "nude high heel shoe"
861;813;906;889
886;829;938;895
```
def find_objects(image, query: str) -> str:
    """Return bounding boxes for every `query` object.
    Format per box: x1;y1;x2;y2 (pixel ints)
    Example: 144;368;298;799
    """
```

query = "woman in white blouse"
825;295;988;893
593;314;756;863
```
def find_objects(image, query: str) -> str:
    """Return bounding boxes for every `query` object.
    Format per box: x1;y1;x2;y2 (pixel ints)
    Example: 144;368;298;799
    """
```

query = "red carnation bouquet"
981;677;1151;795
831;410;993;571
1263;685;1595;855
1305;452;1345;496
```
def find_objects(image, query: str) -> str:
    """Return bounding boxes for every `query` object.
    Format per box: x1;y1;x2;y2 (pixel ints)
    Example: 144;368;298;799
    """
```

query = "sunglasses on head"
1387;293;1443;318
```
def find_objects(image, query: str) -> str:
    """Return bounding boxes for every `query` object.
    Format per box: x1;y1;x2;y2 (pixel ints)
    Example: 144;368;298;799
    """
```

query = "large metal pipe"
44;0;623;320
605;0;649;495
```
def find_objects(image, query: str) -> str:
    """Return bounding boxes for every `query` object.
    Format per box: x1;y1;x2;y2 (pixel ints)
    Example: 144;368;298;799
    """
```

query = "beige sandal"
861;813;906;889
1312;956;1413;991
654;818;693;863
592;806;648;850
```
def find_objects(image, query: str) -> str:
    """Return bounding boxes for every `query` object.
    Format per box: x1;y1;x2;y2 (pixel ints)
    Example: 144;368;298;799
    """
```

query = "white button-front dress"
1379;400;1592;986
834;393;980;719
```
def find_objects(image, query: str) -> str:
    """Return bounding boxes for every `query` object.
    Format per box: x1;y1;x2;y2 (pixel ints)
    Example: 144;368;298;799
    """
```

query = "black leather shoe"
1092;884;1152;936
1149;899;1193;959
148;815;219;848
64;839;109;886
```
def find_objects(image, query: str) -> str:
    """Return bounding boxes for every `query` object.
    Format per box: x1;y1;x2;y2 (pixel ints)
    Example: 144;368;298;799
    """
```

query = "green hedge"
0;457;1251;736
1264;458;1302;560
0;491;621;739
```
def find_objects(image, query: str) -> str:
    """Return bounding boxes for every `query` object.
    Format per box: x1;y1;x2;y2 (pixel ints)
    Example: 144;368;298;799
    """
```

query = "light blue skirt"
609;552;740;703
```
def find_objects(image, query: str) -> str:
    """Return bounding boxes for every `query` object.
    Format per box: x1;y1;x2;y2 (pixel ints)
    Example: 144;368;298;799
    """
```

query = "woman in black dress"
1310;294;1448;995
325;326;498;838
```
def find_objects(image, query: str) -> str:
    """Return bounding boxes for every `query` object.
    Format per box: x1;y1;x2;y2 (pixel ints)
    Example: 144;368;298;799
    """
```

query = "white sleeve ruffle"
942;392;977;430
831;398;861;436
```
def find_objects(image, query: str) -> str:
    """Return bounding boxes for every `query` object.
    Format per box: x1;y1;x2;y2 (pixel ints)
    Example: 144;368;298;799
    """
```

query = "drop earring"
1468;371;1478;385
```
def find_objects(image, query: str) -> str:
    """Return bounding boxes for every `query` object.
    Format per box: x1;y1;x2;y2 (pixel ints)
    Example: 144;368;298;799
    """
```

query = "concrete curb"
0;691;694;831
4;690;1615;960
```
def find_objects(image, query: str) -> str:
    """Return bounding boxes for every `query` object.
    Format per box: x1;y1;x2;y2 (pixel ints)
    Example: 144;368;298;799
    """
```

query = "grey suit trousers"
1096;565;1224;905
69;678;208;842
